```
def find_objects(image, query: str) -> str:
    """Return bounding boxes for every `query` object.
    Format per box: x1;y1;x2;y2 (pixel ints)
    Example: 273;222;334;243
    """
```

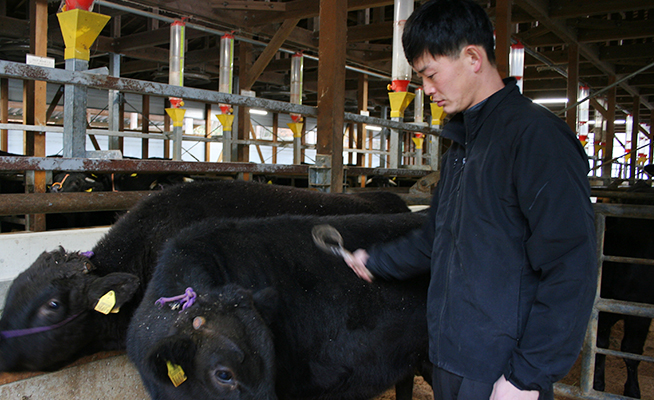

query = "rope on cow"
155;287;197;312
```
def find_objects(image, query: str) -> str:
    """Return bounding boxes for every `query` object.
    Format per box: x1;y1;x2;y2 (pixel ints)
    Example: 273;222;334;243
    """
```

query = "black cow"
0;180;410;373
127;212;430;400
594;214;654;399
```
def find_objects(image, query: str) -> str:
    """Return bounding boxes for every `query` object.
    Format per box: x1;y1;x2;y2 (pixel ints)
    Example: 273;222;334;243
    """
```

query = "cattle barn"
0;1;653;399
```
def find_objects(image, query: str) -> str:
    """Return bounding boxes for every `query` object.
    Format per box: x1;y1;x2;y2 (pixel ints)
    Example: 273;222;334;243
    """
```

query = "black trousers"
432;367;554;400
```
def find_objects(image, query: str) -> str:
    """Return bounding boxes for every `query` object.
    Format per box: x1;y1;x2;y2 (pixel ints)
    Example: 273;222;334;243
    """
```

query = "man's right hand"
345;249;374;282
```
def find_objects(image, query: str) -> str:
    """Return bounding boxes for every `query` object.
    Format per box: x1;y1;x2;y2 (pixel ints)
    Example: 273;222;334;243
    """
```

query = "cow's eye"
215;369;234;383
48;300;60;310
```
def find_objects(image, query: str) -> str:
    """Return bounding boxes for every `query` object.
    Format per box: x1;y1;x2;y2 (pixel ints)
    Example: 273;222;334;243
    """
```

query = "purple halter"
0;312;83;340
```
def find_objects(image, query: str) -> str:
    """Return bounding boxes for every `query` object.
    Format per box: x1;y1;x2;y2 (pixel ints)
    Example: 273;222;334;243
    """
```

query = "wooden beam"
113;27;207;53
211;0;286;11
243;0;393;26
550;0;649;19
241;18;301;90
516;0;653;111
317;0;347;192
347;21;393;42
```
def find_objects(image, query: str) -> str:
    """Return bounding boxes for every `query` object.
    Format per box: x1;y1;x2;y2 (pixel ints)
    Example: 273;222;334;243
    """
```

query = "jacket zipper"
436;150;466;360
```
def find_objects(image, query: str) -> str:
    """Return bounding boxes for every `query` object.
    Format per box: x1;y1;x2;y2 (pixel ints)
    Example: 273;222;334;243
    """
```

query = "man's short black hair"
402;0;496;66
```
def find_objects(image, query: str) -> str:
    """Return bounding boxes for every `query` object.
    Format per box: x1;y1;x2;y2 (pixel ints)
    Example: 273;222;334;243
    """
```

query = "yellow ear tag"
94;291;117;315
166;361;187;387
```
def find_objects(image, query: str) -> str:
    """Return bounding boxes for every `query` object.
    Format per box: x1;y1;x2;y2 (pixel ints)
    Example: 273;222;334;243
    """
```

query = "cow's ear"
146;336;196;384
87;273;140;310
252;287;279;325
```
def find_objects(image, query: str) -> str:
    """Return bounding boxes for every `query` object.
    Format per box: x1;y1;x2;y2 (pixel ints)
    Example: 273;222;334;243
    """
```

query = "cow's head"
0;247;139;371
141;284;278;400
49;172;110;193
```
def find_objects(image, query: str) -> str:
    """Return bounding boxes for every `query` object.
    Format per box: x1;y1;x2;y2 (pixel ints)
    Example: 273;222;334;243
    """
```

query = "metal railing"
554;202;654;400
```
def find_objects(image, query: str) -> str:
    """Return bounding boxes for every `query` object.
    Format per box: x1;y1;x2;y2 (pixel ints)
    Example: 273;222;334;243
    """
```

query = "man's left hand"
490;375;539;400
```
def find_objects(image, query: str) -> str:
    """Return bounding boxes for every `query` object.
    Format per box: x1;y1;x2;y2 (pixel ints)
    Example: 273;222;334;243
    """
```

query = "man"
345;1;597;399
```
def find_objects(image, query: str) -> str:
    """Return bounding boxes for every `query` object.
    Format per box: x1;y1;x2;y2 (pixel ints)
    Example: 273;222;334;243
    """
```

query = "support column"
108;14;121;151
602;76;617;180
357;74;368;166
204;103;212;162
141;94;150;159
494;0;512;79
630;96;640;181
24;0;48;232
1;78;7;151
57;8;110;157
108;52;122;151
316;0;347;192
237;42;253;162
566;42;579;133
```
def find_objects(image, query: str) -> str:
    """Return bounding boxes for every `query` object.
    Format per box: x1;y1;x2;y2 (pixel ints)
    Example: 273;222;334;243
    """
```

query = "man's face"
413;49;475;115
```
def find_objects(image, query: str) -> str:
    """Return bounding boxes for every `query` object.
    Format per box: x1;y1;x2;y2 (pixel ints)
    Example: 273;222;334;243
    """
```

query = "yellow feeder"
412;136;424;150
217;114;235;132
430;103;446;126
165;108;186;127
388;91;416;118
287;122;304;138
57;9;111;61
578;134;588;147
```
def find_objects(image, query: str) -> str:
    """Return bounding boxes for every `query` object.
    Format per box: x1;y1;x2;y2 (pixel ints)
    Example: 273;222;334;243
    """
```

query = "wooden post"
494;0;512;79
317;0;347;192
25;0;48;231
566;42;579;134
603;75;617;180
630;96;640;181
0;78;7;151
272;112;278;164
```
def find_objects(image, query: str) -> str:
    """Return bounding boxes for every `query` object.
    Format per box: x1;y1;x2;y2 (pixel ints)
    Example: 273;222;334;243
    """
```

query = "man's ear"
463;45;484;73
87;272;140;310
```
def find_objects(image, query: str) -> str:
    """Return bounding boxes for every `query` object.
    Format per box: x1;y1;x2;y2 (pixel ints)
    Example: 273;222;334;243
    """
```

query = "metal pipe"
0;60;441;136
0;191;149;216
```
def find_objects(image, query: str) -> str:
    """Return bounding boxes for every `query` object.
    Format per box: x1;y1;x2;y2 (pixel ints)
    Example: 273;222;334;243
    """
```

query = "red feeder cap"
65;0;94;11
390;79;410;92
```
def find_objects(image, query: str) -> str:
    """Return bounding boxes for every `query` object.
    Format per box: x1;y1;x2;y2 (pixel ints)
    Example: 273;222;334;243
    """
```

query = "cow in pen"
127;212;431;400
0;180;410;374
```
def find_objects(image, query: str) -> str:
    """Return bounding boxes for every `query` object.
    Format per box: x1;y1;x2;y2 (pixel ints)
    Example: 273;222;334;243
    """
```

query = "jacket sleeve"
504;116;598;391
365;179;441;281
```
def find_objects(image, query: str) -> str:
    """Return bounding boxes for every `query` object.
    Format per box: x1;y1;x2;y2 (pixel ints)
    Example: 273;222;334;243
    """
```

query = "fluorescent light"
533;98;568;104
249;109;268;116
615;119;626;125
366;125;382;131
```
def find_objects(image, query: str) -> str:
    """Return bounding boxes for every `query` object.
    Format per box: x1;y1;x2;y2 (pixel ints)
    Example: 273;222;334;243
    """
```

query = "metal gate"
555;202;654;400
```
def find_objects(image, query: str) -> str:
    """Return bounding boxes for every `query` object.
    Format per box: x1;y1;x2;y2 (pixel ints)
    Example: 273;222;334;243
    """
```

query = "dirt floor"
372;320;654;400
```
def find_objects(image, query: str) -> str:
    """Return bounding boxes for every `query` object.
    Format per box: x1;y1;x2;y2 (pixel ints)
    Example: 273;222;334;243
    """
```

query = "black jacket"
367;78;597;391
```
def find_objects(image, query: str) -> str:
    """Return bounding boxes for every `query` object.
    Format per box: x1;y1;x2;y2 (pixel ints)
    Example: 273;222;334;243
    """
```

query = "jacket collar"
441;77;520;147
